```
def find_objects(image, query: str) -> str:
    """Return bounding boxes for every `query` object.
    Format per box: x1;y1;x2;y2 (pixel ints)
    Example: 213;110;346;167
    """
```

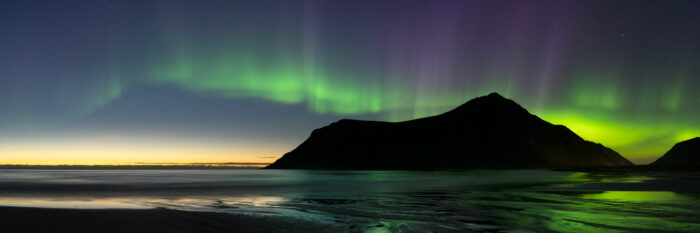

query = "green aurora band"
1;0;698;164
77;48;698;164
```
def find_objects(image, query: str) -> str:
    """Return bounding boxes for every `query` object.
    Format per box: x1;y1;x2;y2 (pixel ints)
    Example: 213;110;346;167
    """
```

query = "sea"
0;169;699;233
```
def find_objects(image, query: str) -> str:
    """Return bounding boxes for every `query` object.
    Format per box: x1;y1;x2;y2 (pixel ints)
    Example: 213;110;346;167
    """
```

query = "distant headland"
651;137;700;168
266;93;633;170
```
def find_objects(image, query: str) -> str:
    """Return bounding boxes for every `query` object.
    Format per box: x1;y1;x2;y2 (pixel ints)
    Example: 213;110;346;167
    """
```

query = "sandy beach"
0;206;341;233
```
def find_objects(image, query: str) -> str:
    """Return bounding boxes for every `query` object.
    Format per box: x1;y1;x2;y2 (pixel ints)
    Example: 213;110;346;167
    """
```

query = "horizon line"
0;162;271;168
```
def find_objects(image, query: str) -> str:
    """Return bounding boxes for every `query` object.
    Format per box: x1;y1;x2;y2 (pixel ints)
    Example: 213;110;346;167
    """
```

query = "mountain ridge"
651;137;700;168
266;93;633;170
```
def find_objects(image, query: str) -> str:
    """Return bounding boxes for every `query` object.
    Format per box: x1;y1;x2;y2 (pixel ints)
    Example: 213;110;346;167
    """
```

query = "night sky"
1;0;698;165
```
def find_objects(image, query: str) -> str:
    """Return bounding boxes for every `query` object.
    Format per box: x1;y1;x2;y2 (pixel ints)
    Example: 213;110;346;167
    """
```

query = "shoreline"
0;206;341;233
0;165;265;170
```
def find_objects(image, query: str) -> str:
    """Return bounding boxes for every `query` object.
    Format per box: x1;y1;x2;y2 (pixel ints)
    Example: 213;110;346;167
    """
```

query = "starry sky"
1;0;698;165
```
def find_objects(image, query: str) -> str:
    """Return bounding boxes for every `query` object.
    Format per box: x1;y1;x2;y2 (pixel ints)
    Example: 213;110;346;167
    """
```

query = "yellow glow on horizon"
0;141;283;166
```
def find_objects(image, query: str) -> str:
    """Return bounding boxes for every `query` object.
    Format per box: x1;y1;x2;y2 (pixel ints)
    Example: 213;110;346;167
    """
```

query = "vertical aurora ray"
0;0;698;164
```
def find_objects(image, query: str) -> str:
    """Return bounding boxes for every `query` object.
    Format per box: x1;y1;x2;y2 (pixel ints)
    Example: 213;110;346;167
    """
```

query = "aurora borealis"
0;0;698;165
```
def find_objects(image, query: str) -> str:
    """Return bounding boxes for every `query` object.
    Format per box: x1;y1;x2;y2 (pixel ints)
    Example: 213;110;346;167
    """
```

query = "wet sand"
0;206;341;233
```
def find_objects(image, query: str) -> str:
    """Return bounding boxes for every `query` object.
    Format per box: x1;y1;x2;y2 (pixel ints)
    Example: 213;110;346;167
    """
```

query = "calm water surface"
0;169;699;233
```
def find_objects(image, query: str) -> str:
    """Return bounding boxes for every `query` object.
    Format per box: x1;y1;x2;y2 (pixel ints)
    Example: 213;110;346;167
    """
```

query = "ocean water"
0;169;699;233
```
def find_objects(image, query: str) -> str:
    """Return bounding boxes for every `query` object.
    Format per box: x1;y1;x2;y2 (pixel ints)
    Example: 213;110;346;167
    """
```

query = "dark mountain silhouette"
651;137;700;168
266;93;633;170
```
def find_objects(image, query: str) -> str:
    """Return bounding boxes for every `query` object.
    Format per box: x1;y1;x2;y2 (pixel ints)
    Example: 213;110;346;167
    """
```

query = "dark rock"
266;93;633;170
651;137;700;168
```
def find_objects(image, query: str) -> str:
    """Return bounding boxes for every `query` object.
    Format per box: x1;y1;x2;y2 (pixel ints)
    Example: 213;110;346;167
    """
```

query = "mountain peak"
466;92;517;107
446;92;528;116
474;92;507;102
266;93;632;170
486;92;506;98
